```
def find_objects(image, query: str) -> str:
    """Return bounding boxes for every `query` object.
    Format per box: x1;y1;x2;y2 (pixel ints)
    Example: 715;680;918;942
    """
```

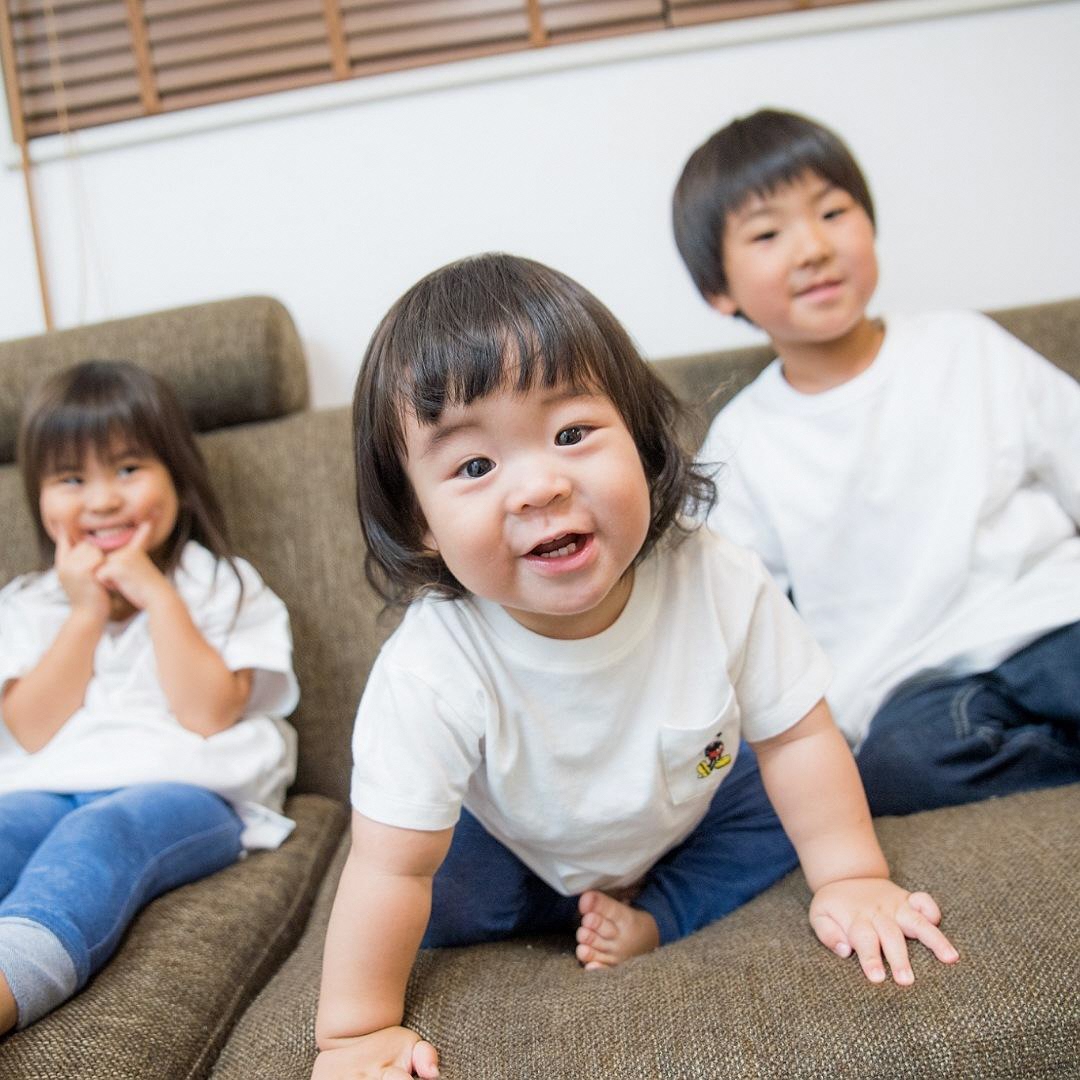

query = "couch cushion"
0;793;347;1080
200;407;401;804
0;296;308;465
210;784;1080;1079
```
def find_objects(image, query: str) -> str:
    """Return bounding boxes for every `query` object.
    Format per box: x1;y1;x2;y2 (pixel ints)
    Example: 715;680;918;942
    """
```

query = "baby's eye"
823;205;848;220
458;457;494;479
751;230;778;243
117;463;141;477
556;426;587;446
58;474;83;486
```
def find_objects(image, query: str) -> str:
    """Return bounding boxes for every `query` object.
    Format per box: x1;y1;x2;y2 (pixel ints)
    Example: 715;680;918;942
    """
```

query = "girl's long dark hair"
18;360;236;583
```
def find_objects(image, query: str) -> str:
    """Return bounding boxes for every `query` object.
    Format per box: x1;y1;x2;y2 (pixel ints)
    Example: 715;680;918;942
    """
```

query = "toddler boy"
672;108;1080;815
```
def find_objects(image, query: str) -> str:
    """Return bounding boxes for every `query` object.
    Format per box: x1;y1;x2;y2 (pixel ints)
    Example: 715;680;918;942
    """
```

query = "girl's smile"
39;442;179;559
403;385;651;640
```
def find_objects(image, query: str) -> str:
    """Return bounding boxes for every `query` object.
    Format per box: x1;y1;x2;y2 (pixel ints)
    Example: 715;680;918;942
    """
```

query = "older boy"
673;108;1080;815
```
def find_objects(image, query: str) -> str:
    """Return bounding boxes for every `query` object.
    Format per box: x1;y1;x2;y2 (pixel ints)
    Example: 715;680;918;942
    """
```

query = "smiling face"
402;383;651;640
712;170;878;356
39;440;180;558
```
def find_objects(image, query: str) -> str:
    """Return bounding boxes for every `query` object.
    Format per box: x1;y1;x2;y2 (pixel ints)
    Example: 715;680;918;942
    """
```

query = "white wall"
2;0;1079;406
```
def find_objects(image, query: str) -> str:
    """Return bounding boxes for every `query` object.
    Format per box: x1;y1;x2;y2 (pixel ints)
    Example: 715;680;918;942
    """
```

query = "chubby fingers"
876;916;915;986
847;920;888;984
411;1040;440;1079
907;890;943;925
897;901;959;966
130;520;154;551
809;912;852;959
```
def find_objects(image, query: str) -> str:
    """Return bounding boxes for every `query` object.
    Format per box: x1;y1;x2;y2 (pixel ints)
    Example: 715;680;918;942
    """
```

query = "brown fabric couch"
0;296;1077;1079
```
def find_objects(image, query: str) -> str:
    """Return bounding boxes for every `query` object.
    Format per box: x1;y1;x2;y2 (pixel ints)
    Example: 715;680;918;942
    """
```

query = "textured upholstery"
211;785;1080;1080
0;296;308;464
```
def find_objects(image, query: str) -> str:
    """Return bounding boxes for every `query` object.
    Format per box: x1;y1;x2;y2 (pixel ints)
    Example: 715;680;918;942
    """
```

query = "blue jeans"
422;743;798;949
857;620;1080;816
0;783;242;1027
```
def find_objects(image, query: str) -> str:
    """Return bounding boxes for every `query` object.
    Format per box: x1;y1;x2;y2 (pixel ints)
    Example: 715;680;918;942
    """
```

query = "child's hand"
54;529;110;618
311;1027;440;1080
95;522;169;611
810;877;959;985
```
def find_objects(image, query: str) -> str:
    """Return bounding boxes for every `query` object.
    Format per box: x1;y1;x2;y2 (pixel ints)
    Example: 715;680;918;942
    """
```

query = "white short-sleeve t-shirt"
701;310;1080;745
0;542;299;849
351;527;830;896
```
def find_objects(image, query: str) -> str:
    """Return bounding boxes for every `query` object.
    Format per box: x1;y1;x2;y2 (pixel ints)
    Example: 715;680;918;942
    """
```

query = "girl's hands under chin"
54;528;110;620
95;521;170;612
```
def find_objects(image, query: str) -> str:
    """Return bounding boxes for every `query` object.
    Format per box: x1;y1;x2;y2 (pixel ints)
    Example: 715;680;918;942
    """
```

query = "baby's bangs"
397;286;614;427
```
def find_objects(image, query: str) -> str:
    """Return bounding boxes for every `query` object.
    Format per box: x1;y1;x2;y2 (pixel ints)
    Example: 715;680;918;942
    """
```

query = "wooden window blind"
1;0;878;141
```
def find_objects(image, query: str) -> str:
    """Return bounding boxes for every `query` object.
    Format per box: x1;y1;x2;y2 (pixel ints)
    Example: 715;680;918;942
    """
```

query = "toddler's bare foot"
575;890;659;970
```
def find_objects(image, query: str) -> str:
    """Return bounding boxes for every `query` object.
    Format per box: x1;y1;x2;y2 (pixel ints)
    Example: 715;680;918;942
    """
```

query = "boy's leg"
632;743;799;946
990;619;1080;722
0;783;242;1030
423;807;578;948
857;646;1080;818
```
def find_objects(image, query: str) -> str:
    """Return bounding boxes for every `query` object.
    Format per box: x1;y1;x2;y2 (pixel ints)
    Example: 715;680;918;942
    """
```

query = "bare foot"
1;973;17;1036
575;890;659;970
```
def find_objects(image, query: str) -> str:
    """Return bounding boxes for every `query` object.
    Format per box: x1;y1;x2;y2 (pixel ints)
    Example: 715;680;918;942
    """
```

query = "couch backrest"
653;297;1080;448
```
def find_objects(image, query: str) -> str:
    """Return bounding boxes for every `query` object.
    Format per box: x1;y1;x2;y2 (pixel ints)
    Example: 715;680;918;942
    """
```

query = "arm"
313;812;452;1080
753;699;958;984
2;531;110;752
96;524;252;737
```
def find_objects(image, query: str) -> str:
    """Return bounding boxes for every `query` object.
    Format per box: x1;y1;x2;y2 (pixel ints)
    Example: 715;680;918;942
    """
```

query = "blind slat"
148;0;323;41
18;43;133;92
150;18;328;70
347;13;529;62
11;1;127;46
155;40;332;94
542;0;663;33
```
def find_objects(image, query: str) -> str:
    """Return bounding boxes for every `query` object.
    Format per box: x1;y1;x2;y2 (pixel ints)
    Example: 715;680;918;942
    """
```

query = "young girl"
314;254;958;1079
0;360;298;1035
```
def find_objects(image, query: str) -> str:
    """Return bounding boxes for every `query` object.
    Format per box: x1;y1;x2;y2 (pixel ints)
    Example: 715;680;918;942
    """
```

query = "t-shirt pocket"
660;692;741;806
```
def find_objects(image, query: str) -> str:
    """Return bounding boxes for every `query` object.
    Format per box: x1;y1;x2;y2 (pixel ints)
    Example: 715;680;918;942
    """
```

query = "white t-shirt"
0;542;300;849
702;310;1080;746
351;527;830;896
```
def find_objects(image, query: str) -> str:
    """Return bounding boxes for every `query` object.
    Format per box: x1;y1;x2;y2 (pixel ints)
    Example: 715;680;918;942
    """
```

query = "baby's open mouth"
529;533;585;559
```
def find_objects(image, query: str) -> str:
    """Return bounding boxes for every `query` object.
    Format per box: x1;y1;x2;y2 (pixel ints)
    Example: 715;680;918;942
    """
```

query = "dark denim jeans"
422;742;798;948
0;783;242;1012
857;620;1080;816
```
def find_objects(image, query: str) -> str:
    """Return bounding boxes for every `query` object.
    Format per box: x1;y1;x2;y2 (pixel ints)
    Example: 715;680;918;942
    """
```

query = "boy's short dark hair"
353;252;715;605
672;108;875;301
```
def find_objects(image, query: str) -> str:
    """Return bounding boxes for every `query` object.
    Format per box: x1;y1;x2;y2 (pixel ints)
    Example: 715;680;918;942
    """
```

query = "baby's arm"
98;523;252;736
753;700;959;984
313;811;452;1080
2;530;110;752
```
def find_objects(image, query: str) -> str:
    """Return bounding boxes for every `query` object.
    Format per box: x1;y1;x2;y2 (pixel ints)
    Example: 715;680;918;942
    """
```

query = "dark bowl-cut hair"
672;108;875;302
353;252;716;605
18;359;235;578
